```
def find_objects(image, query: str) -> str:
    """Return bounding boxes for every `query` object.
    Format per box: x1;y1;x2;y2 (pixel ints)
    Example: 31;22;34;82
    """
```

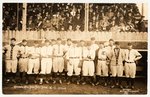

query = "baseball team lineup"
3;37;142;90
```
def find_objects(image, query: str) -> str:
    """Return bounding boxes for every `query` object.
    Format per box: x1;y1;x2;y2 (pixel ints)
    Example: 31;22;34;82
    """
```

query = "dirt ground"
2;78;147;95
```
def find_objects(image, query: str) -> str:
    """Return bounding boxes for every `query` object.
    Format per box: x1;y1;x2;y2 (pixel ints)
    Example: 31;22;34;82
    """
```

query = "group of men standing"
3;37;142;89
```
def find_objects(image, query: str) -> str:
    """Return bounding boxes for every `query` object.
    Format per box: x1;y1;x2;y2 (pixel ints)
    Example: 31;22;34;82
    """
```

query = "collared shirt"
98;48;107;59
83;48;95;60
124;49;142;62
66;46;81;60
105;45;115;55
53;44;65;56
41;45;53;57
79;46;86;58
90;43;99;51
19;45;29;58
3;44;20;60
28;46;41;58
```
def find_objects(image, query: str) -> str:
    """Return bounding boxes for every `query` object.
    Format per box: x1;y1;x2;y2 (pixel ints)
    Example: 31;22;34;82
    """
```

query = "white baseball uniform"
124;49;142;78
90;43;99;51
53;44;65;73
96;48;108;76
82;48;95;76
18;45;29;72
66;46;81;76
27;46;41;74
3;44;20;73
40;45;53;74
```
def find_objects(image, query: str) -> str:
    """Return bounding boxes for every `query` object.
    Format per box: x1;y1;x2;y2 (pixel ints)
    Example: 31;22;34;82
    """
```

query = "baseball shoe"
77;81;80;85
110;85;115;88
125;85;129;89
5;79;10;84
67;81;70;85
34;80;37;84
12;79;16;83
53;80;56;84
59;80;62;84
131;86;135;89
82;82;86;85
104;83;108;87
95;82;99;86
45;80;49;84
91;83;95;86
119;85;123;89
25;81;29;85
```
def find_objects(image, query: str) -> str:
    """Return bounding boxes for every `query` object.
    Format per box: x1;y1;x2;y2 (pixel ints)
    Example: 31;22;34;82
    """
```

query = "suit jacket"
108;48;124;66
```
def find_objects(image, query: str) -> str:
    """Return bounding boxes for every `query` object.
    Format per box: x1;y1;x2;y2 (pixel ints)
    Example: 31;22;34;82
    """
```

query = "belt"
125;61;135;63
98;59;106;61
30;58;39;59
20;57;28;59
54;56;63;57
84;60;94;61
69;57;80;59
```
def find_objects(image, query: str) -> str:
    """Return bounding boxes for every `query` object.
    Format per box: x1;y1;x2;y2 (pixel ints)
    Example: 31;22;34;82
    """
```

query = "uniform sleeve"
66;49;69;60
134;50;142;58
91;50;95;60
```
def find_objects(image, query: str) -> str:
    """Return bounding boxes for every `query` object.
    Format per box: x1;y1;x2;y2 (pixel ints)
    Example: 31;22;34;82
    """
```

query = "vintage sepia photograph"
2;2;148;94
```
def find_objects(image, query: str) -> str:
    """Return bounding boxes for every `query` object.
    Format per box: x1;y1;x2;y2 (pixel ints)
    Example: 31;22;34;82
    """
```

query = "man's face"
80;41;85;46
22;42;27;46
128;45;132;50
57;40;61;44
99;44;104;49
34;43;38;47
67;40;72;45
51;41;56;45
73;43;77;47
11;40;16;45
109;41;114;46
45;42;50;46
91;40;95;44
115;44;120;49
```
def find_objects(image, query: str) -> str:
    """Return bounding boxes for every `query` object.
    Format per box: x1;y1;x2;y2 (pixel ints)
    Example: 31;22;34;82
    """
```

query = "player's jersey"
3;45;20;60
124;49;142;62
41;45;53;57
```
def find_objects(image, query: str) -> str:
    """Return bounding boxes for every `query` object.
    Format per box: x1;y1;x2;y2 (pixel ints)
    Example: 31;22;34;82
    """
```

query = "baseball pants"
18;58;28;72
96;60;108;76
67;59;81;76
5;59;18;73
110;65;123;77
124;63;136;78
53;57;64;73
27;58;40;74
40;58;52;74
82;61;95;76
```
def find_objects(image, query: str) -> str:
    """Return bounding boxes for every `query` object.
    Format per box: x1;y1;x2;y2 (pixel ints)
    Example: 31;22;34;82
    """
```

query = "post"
22;3;27;31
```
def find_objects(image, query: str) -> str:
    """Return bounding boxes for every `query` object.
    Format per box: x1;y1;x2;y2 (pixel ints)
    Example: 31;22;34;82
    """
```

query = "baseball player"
3;38;20;83
64;38;73;81
90;37;99;51
66;41;82;85
108;42;124;89
124;43;142;89
27;41;41;84
39;40;53;84
52;38;65;84
95;43;108;86
18;39;29;84
82;42;96;86
105;39;115;85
